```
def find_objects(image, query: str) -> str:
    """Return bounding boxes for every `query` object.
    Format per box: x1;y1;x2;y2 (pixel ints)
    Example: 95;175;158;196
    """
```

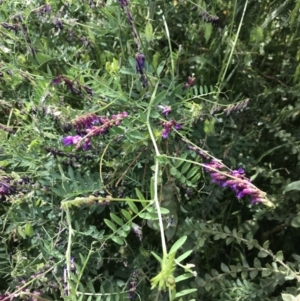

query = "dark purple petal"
174;123;181;130
83;139;91;150
135;53;145;74
83;86;93;95
51;74;62;85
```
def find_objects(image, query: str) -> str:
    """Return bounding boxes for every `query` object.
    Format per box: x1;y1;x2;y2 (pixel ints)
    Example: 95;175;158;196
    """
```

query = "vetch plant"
1;0;297;301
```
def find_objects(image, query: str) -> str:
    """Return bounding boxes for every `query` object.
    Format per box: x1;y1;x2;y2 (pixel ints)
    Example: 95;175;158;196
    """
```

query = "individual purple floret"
158;105;171;116
44;3;51;14
51;74;62;85
118;0;129;7
62;135;82;146
183;75;196;90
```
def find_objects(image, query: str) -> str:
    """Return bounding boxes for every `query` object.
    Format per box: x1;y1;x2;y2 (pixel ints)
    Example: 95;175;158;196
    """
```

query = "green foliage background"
1;0;300;300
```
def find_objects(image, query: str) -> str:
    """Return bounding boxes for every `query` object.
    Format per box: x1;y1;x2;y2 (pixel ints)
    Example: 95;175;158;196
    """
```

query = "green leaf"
138;212;159;220
156;60;166;77
221;263;230;273
276;250;284;261
204;119;215;134
150;178;154;200
128;130;146;141
145;22;153;42
174;153;187;168
190;173;201;183
204;23;212;43
281;294;296;301
121;209;132;221
135;188;145;200
181;162;191;174
139;110;147;123
170;167;182;179
175;273;194;283
186;166;198;179
104;219;117;231
249;270;258;279
110;213;124;226
127;200;139;214
291;216;300;228
254;258;261;268
169;236;187;254
111;236;124;245
151;251;162;263
258;251;268;258
152;90;167;106
17;227;26;239
283;181;300;194
175;288;197;298
25;223;34;237
176;250;193;263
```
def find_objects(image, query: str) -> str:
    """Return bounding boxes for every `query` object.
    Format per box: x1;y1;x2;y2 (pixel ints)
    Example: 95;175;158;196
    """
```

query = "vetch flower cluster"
186;143;273;206
51;74;93;95
203;159;272;205
117;0;147;87
129;269;140;299
212;98;249;116
62;112;129;150
162;120;181;138
0;175;34;201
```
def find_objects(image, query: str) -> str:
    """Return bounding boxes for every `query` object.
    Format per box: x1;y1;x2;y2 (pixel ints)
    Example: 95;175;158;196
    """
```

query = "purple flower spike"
62;135;82;146
135;53;145;74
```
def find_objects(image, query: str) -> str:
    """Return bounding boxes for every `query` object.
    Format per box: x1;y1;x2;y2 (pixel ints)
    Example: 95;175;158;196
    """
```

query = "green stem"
162;14;174;80
65;208;74;294
218;0;248;91
146;82;168;255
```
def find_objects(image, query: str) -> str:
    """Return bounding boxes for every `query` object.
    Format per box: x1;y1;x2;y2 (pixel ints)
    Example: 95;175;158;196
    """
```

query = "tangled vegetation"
1;0;300;300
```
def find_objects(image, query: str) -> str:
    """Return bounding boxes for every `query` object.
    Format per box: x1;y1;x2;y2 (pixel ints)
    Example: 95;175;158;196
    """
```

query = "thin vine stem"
146;81;168;256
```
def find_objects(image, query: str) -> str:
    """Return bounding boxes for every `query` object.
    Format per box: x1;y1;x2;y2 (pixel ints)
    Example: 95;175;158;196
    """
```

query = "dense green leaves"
1;0;300;300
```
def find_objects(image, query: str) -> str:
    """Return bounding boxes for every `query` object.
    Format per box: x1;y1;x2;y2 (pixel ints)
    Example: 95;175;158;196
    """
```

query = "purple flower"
162;129;169;139
118;0;129;8
161;120;181;138
51;74;62;85
73;114;99;130
83;138;91;150
158;105;172;116
44;3;51;14
135;53;145;74
62;135;82;146
183;75;196;90
174;123;181;130
83;86;93;95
